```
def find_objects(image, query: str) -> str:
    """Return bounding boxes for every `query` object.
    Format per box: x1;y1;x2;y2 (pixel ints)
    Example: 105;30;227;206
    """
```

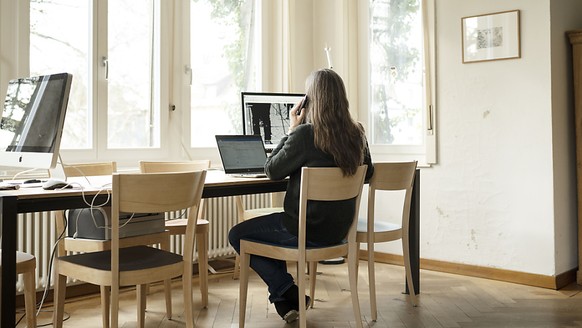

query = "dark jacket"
265;123;374;245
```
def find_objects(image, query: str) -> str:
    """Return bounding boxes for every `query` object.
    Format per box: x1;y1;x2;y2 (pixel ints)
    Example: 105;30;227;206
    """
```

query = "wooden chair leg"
163;279;173;319
137;284;147;328
368;240;378;321
111;283;119;328
100;286;110;328
238;249;250;328
160;238;173;318
348;245;363;328
402;236;418;306
52;271;67;328
298;260;307;328
309;261;317;309
183;260;195;328
22;270;37;328
233;254;240;280
197;230;209;308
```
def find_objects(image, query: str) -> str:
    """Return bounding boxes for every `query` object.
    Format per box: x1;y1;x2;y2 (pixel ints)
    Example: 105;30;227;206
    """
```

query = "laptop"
215;135;268;178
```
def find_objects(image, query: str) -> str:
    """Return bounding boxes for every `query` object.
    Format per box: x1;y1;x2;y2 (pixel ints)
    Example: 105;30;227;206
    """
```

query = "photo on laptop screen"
241;92;304;149
215;135;267;177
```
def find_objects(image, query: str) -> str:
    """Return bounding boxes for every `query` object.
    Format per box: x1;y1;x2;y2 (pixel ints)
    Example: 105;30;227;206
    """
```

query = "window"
29;0;159;152
30;0;90;149
107;0;158;148
369;0;423;145
189;0;259;147
362;0;436;163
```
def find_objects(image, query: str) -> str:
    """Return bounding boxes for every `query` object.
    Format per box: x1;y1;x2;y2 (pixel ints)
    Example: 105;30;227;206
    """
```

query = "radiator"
15;194;272;293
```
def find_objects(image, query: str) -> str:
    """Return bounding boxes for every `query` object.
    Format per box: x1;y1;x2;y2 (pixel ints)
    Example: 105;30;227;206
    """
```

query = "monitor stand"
49;154;67;180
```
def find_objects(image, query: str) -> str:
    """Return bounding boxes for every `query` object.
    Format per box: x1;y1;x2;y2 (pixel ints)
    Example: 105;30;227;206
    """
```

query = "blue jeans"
228;212;321;303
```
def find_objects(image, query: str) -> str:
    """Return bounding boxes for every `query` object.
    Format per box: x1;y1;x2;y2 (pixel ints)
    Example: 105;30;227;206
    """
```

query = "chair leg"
160;238;173;318
402;236;418;306
197;230;209;308
137;284;147;328
111;283;119;328
238;249;251;328
164;279;173;319
22;270;37;328
183;262;195;328
308;261;317;308
368;240;378;321
298;260;307;328
348;245;363;328
100;286;110;328
233;254;240;280
52;271;67;328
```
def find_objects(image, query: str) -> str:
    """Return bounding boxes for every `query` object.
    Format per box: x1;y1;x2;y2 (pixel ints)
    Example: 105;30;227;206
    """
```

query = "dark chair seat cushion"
59;245;182;272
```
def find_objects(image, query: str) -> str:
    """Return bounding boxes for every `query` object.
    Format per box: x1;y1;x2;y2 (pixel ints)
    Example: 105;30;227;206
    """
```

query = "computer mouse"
42;179;72;190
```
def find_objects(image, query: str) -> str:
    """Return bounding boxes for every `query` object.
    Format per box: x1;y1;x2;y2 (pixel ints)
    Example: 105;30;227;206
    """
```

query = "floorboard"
18;260;582;328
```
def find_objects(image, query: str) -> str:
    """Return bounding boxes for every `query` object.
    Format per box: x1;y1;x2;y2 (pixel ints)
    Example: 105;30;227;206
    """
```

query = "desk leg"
405;170;420;295
1;196;17;328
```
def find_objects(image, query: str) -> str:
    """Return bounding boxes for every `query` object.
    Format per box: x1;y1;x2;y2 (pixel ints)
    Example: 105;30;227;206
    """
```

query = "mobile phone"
297;96;309;116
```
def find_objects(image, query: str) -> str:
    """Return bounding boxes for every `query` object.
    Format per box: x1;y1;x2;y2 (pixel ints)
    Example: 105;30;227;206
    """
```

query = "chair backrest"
139;160;211;218
368;161;417;231
110;171;207;267
139;160;210;173
63;162;117;177
297;166;367;252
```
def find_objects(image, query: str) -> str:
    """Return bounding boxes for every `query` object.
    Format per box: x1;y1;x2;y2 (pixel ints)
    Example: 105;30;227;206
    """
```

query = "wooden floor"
18;260;582;328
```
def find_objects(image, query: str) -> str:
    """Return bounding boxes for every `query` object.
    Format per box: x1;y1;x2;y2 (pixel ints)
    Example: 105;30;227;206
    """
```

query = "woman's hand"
288;99;307;134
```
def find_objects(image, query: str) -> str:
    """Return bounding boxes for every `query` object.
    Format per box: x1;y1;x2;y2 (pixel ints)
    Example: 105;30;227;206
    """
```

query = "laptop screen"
215;135;267;174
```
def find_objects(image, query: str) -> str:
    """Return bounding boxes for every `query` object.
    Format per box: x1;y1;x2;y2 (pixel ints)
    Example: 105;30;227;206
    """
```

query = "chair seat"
165;218;209;235
165;218;209;227
60;245;182;272
242;207;283;220
356;218;401;233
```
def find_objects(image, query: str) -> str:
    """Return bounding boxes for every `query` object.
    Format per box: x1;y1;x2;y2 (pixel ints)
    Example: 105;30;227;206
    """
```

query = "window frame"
357;0;437;165
0;0;172;171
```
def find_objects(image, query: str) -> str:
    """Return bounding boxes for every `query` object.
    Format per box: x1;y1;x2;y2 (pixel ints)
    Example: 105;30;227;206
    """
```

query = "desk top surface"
0;170;286;200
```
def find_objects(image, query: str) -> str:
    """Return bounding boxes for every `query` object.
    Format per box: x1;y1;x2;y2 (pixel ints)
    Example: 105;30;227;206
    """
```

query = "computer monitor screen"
0;73;72;170
241;92;304;149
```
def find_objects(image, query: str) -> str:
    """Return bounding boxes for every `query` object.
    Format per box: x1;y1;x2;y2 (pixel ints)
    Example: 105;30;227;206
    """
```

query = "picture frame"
462;10;520;63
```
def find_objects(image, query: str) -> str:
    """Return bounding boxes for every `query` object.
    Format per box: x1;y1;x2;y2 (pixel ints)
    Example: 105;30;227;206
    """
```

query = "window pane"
190;0;258;147
30;0;90;149
369;0;423;145
108;0;157;148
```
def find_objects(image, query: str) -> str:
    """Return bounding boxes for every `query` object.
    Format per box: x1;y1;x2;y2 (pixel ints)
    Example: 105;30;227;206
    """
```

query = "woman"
229;69;374;323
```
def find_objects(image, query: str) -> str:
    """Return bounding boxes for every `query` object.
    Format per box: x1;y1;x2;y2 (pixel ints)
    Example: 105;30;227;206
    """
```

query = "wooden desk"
1;169;420;327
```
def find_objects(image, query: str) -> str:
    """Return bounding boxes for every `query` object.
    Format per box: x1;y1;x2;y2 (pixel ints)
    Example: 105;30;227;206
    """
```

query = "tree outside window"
369;0;423;146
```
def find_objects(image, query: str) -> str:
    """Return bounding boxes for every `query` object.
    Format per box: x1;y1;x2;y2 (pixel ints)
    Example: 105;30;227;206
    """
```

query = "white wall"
393;0;582;277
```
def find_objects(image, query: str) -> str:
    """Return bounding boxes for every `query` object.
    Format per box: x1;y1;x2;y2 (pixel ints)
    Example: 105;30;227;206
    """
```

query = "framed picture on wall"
462;10;521;63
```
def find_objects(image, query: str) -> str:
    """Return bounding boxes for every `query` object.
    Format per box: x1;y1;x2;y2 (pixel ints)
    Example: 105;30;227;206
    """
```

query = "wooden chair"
357;161;418;320
0;251;37;328
138;160;211;307
53;170;207;328
238;166;367;328
232;192;284;279
55;162;172;328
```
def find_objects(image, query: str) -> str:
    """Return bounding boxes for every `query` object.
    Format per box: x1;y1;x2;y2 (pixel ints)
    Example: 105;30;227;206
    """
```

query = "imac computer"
0;73;72;170
241;92;304;150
